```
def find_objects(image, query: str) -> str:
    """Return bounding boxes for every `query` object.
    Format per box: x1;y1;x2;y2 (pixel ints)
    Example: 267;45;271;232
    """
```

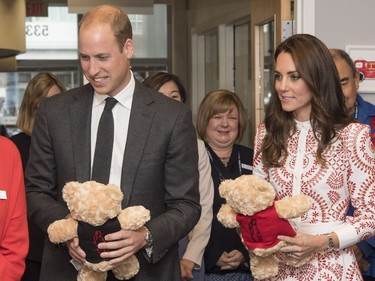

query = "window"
0;4;170;135
21;6;78;60
132;4;168;59
129;14;143;35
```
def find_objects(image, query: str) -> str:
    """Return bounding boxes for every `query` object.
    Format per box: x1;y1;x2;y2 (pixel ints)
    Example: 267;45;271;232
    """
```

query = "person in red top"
0;136;29;280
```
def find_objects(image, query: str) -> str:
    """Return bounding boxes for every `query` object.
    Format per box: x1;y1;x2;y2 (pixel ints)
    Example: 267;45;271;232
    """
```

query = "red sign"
26;1;48;17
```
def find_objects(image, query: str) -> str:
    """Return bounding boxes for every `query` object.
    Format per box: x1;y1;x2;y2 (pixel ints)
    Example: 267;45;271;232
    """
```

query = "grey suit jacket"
25;80;201;281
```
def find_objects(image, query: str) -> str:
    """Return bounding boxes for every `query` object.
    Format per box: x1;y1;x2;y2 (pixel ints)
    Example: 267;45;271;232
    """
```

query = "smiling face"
274;52;313;122
205;106;239;150
158;80;182;102
79;23;134;96
333;57;359;115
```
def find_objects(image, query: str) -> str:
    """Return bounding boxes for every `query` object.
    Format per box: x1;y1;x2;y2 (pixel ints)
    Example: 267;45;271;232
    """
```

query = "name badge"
241;163;253;171
0;190;7;200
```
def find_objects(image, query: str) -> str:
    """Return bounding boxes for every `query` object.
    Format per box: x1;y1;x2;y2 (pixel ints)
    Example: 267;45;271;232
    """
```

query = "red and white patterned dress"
253;121;375;281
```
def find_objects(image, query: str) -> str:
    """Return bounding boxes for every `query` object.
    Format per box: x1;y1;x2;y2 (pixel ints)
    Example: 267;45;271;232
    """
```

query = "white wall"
314;0;375;103
315;0;375;48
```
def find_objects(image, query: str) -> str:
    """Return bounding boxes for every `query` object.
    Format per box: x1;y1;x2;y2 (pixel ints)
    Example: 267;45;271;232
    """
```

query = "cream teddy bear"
47;181;151;281
217;175;311;280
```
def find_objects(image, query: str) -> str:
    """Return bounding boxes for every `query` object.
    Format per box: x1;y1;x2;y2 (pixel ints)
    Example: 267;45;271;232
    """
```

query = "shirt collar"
93;71;135;109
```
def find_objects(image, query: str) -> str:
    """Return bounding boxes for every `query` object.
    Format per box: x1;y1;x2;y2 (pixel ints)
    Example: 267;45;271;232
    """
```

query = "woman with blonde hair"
16;72;66;138
10;72;65;281
197;89;254;281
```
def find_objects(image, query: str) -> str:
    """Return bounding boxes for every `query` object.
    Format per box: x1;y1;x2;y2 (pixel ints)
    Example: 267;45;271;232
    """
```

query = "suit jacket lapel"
70;84;94;182
121;81;155;206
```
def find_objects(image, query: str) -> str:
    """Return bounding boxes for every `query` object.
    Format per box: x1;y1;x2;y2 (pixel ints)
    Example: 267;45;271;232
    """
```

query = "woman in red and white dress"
253;34;375;281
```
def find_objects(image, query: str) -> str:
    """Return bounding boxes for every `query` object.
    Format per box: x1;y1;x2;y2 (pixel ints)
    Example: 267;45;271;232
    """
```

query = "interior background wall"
189;0;250;33
315;0;375;49
170;0;189;98
314;0;375;102
188;0;251;143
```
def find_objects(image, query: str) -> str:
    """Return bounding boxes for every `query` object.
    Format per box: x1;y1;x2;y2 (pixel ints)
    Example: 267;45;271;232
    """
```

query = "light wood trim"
249;0;291;146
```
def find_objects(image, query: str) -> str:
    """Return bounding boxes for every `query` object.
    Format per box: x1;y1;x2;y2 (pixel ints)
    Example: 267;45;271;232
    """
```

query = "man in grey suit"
25;5;200;281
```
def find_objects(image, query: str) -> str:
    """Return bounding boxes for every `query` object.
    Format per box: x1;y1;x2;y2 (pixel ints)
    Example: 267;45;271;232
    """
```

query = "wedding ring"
287;252;294;258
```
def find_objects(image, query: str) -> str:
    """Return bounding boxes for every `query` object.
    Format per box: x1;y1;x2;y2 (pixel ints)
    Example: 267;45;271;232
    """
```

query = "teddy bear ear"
219;179;232;198
62;181;80;202
253;178;275;196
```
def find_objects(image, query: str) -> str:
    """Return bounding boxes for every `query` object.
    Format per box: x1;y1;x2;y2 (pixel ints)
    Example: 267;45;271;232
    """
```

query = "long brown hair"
17;72;66;136
260;34;352;167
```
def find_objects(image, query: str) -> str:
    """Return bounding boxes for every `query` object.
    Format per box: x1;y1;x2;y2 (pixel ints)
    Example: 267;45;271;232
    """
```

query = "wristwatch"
326;233;334;250
144;227;154;248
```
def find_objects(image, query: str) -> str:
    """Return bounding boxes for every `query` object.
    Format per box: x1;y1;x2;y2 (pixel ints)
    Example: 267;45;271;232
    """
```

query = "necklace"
219;156;230;166
206;147;242;181
216;149;232;165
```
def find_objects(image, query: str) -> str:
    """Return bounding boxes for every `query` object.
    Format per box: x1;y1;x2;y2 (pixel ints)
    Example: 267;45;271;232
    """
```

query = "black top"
204;143;254;275
0;125;9;138
10;132;45;264
10;132;30;171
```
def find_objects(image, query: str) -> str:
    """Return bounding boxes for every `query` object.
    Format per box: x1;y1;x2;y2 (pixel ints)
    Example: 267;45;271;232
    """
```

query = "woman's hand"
217;250;246;271
277;232;337;259
180;259;195;280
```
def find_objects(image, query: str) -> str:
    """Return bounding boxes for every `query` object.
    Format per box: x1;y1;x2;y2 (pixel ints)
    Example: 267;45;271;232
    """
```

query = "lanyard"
206;148;242;181
353;101;358;120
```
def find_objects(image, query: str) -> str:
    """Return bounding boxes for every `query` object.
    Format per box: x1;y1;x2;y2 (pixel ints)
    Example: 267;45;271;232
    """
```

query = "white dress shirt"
90;74;135;187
